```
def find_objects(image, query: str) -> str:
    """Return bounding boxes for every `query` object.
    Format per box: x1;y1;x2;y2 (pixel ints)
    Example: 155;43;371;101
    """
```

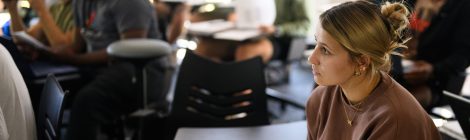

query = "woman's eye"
321;47;330;55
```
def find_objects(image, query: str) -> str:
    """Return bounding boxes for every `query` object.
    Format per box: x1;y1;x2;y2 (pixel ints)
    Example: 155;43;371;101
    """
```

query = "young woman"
306;1;440;139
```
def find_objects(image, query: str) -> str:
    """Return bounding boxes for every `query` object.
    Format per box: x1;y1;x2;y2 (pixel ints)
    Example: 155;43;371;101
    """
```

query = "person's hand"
28;0;47;11
259;25;276;35
12;39;40;61
17;45;40;61
404;60;433;85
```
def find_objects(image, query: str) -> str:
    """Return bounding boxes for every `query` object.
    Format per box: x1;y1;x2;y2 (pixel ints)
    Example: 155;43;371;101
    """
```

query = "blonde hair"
320;0;410;77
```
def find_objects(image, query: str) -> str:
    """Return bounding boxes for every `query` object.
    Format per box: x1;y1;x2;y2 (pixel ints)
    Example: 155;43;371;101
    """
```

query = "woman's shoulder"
380;74;422;110
368;74;436;133
372;73;421;111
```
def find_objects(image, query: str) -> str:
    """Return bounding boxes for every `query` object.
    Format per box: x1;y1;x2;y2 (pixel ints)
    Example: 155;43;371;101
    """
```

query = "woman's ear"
356;55;371;69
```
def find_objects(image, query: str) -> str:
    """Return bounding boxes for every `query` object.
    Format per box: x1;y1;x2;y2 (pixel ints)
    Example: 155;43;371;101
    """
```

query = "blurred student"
257;0;310;62
396;0;470;109
0;45;36;140
265;0;310;84
49;0;164;139
153;0;189;44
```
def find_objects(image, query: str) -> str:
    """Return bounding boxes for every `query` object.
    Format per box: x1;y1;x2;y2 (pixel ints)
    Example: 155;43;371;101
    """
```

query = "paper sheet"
12;31;50;51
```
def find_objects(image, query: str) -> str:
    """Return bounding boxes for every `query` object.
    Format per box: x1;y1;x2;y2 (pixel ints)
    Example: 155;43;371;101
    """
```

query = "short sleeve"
111;0;155;33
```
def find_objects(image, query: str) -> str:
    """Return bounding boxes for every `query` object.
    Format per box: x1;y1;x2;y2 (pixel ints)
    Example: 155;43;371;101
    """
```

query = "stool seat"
107;39;171;59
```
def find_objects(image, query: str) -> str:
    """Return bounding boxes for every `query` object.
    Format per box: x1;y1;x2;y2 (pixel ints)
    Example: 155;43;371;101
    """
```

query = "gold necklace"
341;90;364;126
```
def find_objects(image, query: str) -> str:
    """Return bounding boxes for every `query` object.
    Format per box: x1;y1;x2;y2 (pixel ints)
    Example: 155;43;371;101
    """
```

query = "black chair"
266;37;308;85
443;91;470;139
107;39;171;109
37;74;68;140
265;37;308;112
167;50;269;138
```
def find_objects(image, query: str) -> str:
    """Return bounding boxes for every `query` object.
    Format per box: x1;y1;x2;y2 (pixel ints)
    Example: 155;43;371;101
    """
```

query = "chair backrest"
443;90;470;139
37;74;67;140
287;37;308;62
170;50;269;127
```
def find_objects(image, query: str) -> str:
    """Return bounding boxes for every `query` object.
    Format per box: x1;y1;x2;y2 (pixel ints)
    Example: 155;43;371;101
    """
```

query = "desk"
174;121;307;140
188;19;266;60
431;107;466;140
439;120;466;140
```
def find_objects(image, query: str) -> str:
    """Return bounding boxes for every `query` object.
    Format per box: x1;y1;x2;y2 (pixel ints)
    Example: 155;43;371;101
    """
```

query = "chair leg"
281;102;287;111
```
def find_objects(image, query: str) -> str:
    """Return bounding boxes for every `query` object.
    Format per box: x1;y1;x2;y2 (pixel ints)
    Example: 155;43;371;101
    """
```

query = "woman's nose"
308;46;319;65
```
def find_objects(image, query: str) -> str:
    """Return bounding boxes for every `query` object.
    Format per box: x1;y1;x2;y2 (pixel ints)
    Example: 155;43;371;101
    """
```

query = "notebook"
187;19;235;36
12;31;50;51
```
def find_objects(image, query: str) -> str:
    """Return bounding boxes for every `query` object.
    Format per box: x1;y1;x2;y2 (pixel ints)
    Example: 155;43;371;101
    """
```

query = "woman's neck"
340;72;381;104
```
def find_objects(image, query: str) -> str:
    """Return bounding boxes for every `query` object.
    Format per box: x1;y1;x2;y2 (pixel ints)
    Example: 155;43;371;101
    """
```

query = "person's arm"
4;0;42;59
166;3;189;44
29;0;75;49
4;0;26;32
50;27;109;65
5;0;44;42
56;29;149;65
4;0;28;39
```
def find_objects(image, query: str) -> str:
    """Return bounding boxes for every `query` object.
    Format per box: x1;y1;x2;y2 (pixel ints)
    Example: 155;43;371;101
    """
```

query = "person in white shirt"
0;45;37;140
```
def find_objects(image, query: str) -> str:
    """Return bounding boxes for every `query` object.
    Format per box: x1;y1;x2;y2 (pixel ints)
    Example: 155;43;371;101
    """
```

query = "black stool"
107;39;171;140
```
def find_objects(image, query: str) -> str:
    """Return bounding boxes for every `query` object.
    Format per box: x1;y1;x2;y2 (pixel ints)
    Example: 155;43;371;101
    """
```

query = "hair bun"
381;2;409;33
380;2;410;56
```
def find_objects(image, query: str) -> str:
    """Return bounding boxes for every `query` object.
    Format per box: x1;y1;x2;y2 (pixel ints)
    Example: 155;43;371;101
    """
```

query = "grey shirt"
73;0;160;52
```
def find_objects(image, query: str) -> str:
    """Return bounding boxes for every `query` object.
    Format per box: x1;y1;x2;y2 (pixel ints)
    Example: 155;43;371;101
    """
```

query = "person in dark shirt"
393;0;470;109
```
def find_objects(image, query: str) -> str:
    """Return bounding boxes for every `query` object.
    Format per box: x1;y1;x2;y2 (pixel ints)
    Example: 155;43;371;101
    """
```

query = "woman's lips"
312;69;320;76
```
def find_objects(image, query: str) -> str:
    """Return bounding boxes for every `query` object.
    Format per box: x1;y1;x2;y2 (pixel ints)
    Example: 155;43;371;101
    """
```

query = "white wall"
306;0;350;44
